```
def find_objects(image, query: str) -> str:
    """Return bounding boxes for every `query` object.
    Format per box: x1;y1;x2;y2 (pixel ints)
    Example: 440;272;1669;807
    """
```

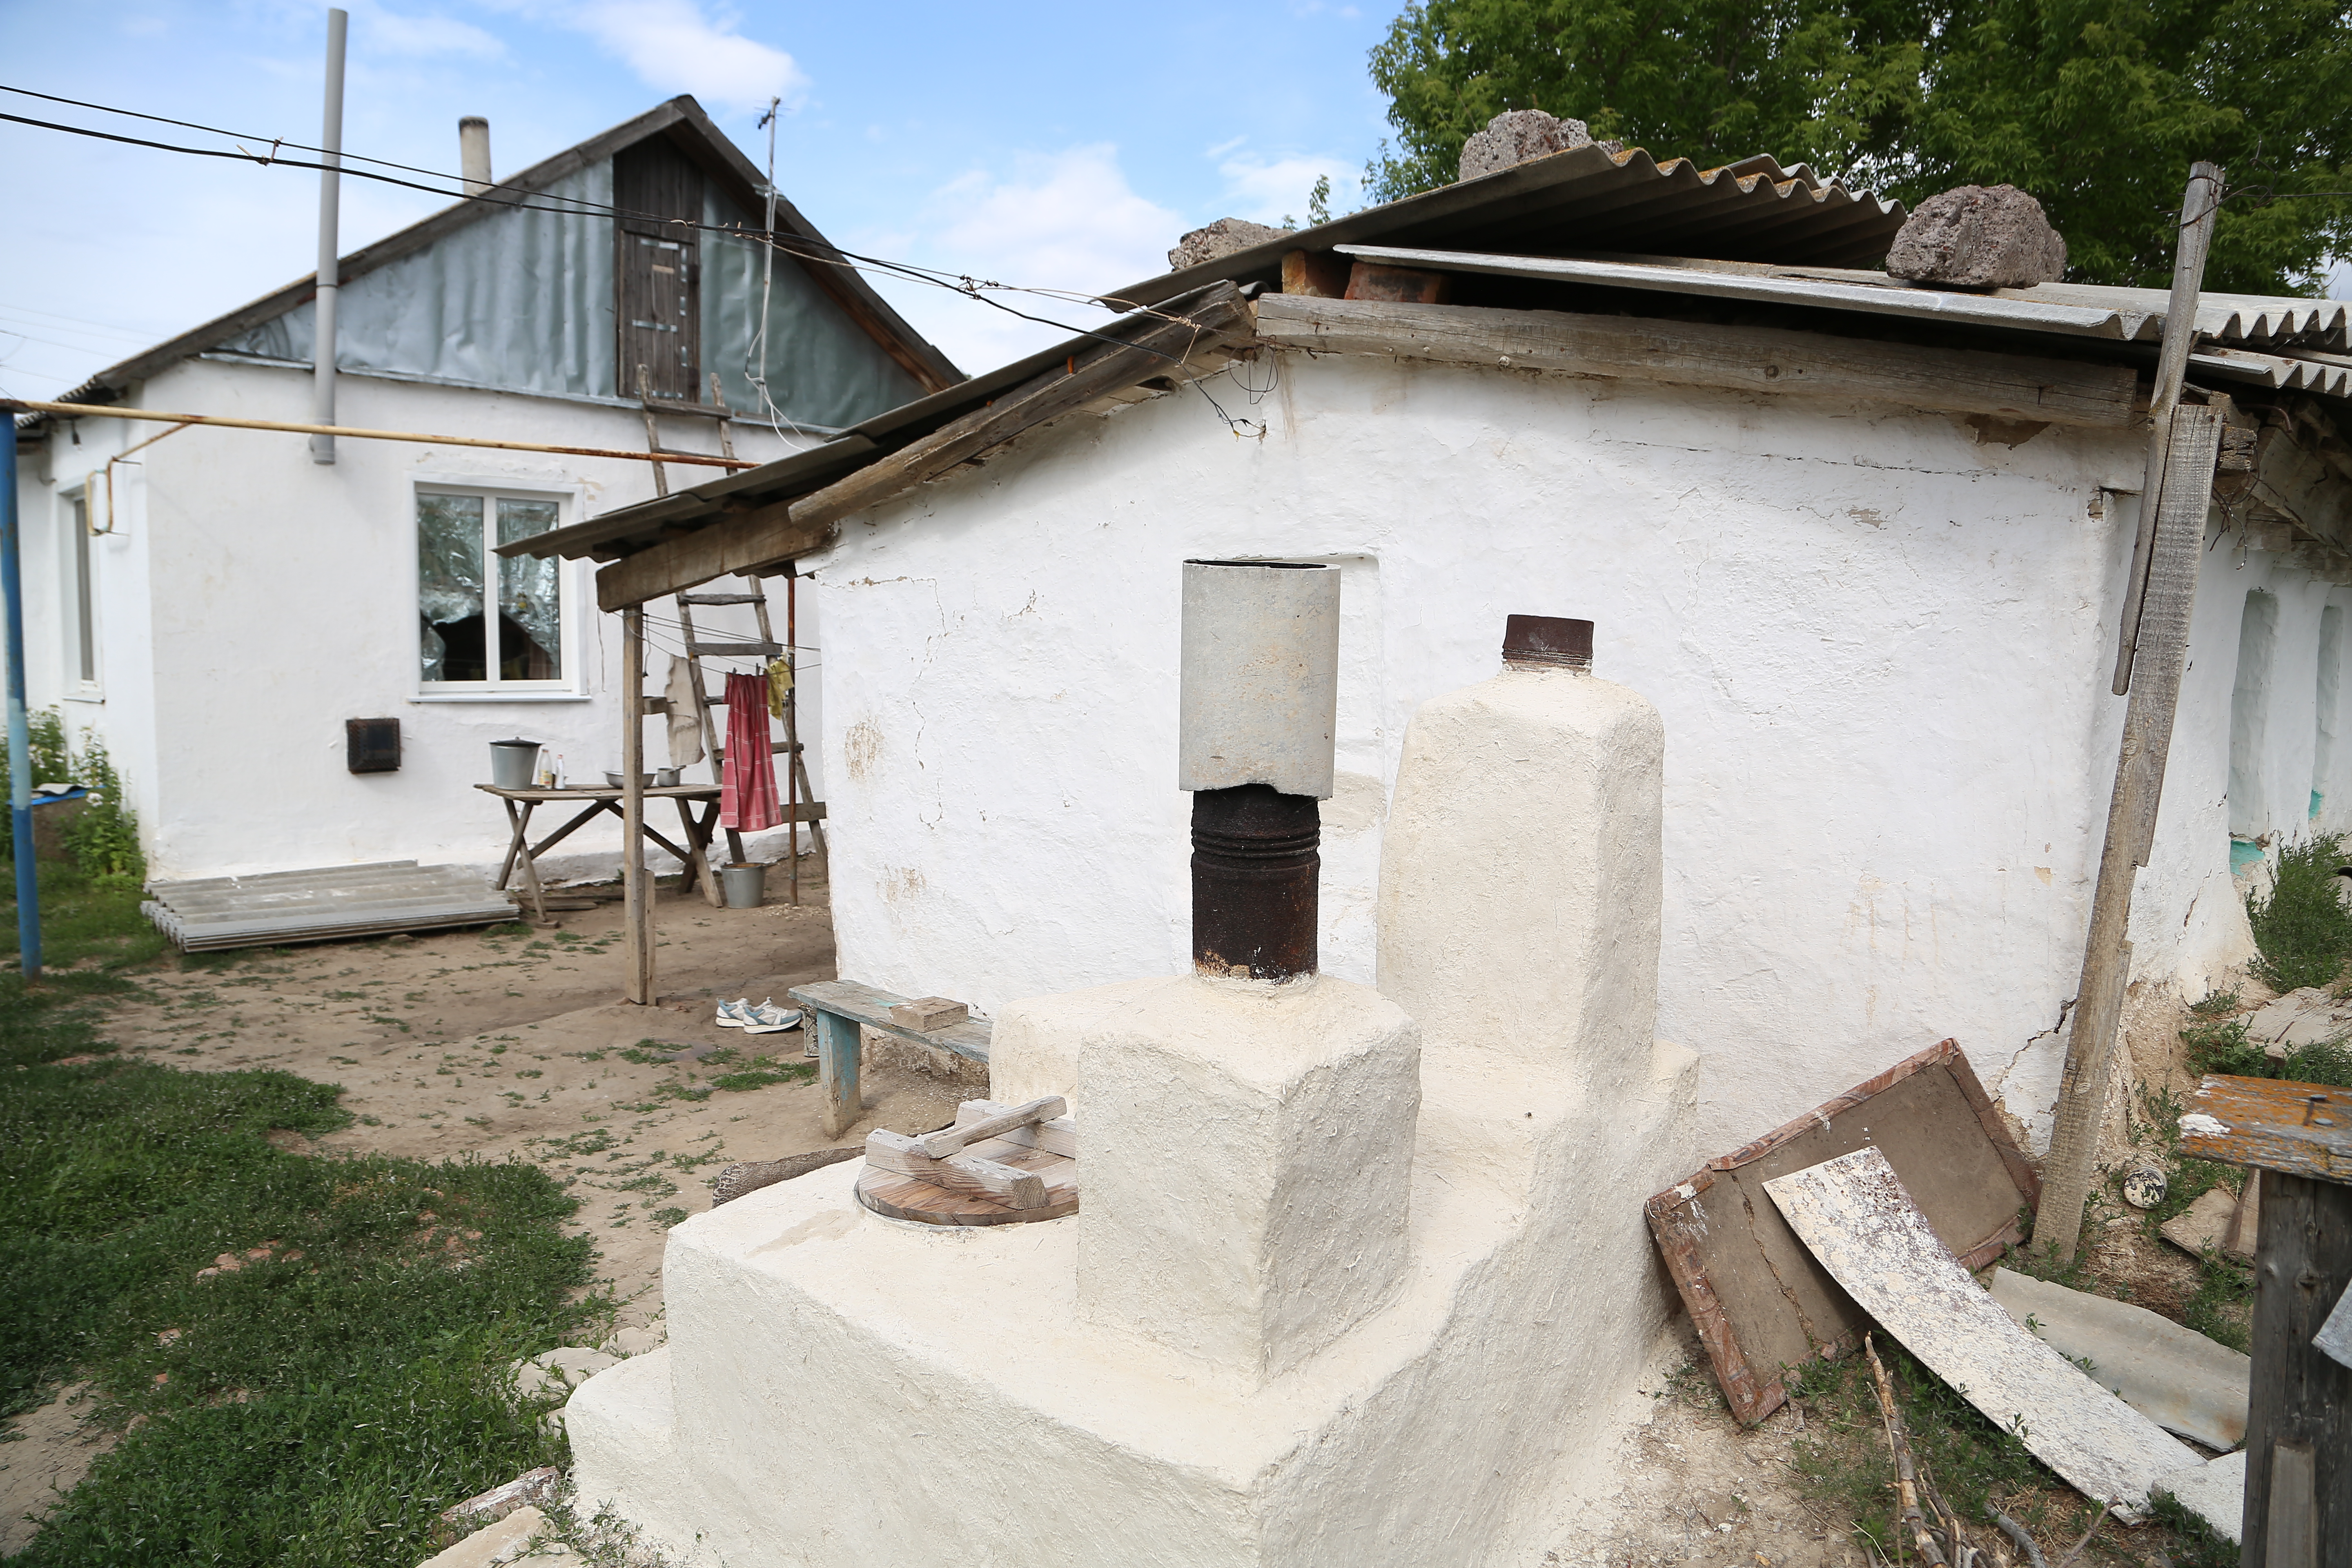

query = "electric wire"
0;90;1221;375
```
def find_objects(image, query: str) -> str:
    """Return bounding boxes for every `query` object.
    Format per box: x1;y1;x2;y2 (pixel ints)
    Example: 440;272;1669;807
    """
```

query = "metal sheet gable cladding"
1179;560;1341;981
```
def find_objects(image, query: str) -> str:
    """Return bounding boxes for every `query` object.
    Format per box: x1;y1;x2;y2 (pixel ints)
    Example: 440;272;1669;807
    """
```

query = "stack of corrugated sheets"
143;861;516;951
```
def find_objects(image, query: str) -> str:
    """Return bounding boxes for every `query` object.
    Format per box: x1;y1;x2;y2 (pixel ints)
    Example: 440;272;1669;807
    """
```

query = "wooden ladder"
635;366;737;497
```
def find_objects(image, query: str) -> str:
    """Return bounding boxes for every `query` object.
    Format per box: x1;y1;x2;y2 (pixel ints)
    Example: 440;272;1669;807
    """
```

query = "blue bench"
786;980;992;1137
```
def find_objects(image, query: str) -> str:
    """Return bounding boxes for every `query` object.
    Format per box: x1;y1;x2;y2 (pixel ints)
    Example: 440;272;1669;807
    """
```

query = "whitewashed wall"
804;351;2350;1150
16;357;824;883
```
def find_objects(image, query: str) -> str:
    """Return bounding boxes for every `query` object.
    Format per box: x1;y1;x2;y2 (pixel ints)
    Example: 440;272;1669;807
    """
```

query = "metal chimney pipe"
308;7;348;465
1178;560;1339;980
459;117;492;196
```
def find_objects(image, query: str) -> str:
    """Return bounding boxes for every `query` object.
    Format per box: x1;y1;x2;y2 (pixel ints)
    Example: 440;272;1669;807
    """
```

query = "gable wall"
803;351;2330;1152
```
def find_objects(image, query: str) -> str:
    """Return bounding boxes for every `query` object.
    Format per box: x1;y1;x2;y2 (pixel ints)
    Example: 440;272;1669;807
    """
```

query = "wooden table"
477;783;724;922
2180;1074;2350;1567
788;979;993;1138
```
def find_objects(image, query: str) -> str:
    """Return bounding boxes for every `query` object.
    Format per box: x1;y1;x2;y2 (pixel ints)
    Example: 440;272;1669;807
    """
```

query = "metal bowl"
604;771;657;789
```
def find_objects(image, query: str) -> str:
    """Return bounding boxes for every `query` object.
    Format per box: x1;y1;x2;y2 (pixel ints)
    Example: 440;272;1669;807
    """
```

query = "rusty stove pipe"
1178;560;1340;980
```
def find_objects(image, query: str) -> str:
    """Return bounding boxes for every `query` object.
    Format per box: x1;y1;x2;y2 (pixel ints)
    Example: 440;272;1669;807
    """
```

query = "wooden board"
1766;1148;2198;1521
1644;1038;2038;1424
2178;1074;2351;1183
855;1134;1076;1227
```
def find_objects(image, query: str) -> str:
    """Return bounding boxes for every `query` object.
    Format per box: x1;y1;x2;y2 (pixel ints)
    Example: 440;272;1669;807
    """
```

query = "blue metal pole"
1;416;40;976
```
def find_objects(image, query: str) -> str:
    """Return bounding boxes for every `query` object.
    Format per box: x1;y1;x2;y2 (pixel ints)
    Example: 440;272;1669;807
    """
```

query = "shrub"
2244;833;2352;992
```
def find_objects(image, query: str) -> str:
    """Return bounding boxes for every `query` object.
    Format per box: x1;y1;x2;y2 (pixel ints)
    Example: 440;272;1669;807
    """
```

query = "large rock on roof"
1886;185;2067;289
1167;217;1292;271
1457;109;1620;183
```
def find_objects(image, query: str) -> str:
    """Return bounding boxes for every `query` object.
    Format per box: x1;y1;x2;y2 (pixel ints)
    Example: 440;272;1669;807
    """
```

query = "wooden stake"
621;606;653;1004
1864;1334;1949;1568
2110;162;2223;696
2036;401;2226;1265
787;566;800;907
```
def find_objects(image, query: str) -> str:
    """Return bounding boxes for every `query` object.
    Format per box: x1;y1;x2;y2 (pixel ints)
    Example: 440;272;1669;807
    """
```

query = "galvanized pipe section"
308;8;348;465
1178;560;1339;800
2;417;39;975
459;116;492;196
1179;560;1338;980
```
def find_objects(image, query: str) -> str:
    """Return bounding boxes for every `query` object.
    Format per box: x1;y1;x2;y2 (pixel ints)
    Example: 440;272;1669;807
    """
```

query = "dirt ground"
2;881;2257;1565
1;869;980;1555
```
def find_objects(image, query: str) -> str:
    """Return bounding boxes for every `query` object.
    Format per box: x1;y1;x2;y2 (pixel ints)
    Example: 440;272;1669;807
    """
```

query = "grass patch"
710;1054;814;1093
0;859;169;972
2245;831;2352;992
1786;1339;2228;1566
3;1036;605;1564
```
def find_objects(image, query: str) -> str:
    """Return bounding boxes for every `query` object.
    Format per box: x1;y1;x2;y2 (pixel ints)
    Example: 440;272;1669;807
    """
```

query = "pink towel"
720;670;784;831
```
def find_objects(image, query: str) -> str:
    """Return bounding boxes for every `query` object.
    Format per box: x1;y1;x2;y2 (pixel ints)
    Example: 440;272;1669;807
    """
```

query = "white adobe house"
9;97;957;884
530;143;2352;1156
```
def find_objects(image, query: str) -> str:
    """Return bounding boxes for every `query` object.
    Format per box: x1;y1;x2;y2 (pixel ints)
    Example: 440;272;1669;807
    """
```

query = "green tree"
1367;0;2352;293
1365;0;1932;200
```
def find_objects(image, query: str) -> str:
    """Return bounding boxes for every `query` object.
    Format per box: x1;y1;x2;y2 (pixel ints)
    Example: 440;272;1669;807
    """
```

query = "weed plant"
2244;831;2352;992
0;709;146;885
2;997;606;1566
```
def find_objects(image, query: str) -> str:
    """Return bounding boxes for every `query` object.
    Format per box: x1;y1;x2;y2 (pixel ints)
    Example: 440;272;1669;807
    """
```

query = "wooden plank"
621;606;653;1003
677;591;764;605
916;1096;1064;1160
955;1101;1077;1159
1645;1039;2038;1425
2178;1075;2352;1182
686;641;782;657
597;496;832;611
788;978;991;1063
784;282;1255;537
1253;293;2140;428
862;1132;1047;1207
1765;1147;2199;1521
2238;1171;2350;1567
2037;403;2227;1263
816;1007;862;1139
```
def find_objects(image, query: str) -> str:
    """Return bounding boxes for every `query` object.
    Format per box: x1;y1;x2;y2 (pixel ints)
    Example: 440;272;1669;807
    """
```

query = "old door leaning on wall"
614;137;703;401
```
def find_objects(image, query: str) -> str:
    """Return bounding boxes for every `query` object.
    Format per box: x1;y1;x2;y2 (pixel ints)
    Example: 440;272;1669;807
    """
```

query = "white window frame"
61;487;102;701
409;477;590;703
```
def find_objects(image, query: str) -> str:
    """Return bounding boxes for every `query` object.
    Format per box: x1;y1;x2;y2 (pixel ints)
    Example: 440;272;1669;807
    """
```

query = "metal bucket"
720;862;767;909
489;738;541;790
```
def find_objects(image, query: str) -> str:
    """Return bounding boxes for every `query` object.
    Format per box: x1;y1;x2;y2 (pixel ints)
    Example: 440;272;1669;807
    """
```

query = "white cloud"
1215;149;1361;227
363;7;507;59
861;143;1184;376
568;0;808;113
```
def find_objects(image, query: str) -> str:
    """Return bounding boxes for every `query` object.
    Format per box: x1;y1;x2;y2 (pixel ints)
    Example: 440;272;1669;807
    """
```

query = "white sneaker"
740;1000;803;1036
714;997;752;1029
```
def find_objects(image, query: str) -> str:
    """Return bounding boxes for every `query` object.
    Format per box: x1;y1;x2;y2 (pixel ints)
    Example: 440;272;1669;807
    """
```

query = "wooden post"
620;605;654;1005
2037;402;2227;1263
816;1006;861;1139
2177;1076;2350;1567
2243;1170;2349;1567
788;567;800;908
2111;161;2222;695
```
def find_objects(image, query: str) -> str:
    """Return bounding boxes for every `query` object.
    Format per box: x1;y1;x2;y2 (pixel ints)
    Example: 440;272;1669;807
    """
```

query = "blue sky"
0;0;1405;397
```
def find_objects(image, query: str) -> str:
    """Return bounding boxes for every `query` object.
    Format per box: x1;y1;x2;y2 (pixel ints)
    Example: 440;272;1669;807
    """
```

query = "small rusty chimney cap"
1502;615;1593;670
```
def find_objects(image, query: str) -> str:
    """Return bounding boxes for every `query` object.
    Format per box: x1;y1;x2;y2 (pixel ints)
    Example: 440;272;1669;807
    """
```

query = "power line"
0;88;1221;372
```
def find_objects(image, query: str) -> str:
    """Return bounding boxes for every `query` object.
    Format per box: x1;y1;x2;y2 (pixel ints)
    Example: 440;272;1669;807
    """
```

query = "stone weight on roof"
1167;217;1293;272
1458;109;1622;183
1887;184;2067;290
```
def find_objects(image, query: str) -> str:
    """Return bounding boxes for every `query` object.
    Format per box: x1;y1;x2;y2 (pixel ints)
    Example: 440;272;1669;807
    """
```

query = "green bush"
2245;833;2352;992
0;709;146;885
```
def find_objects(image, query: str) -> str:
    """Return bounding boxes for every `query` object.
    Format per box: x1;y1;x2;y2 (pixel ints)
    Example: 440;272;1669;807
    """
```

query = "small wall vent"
346;718;401;773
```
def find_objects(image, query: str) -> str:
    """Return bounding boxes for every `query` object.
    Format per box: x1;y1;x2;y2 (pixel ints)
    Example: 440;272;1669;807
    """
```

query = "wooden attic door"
614;138;704;401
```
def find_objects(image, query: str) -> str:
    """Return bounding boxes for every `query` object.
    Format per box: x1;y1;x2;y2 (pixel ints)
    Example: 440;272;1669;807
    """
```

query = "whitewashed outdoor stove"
566;567;1700;1567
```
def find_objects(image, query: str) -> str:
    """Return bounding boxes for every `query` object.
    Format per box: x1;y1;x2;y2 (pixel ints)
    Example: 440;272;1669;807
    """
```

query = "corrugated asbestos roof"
1101;143;1903;309
516;144;1909;566
1336;244;2352;352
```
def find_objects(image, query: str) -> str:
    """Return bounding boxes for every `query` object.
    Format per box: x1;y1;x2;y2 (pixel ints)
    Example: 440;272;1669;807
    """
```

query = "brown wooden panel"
2180;1074;2352;1183
613;138;703;400
1646;1040;2040;1424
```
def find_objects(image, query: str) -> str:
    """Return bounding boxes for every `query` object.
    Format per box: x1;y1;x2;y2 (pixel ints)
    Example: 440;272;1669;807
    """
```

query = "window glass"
496;499;563;680
68;494;94;685
419;494;486;682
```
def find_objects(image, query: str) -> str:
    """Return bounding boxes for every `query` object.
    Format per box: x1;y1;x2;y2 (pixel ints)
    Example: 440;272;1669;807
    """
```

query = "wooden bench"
786;980;991;1137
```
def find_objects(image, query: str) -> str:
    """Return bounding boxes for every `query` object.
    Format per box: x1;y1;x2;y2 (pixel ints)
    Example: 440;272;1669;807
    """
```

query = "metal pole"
2;420;41;976
621;606;652;1003
309;7;347;465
